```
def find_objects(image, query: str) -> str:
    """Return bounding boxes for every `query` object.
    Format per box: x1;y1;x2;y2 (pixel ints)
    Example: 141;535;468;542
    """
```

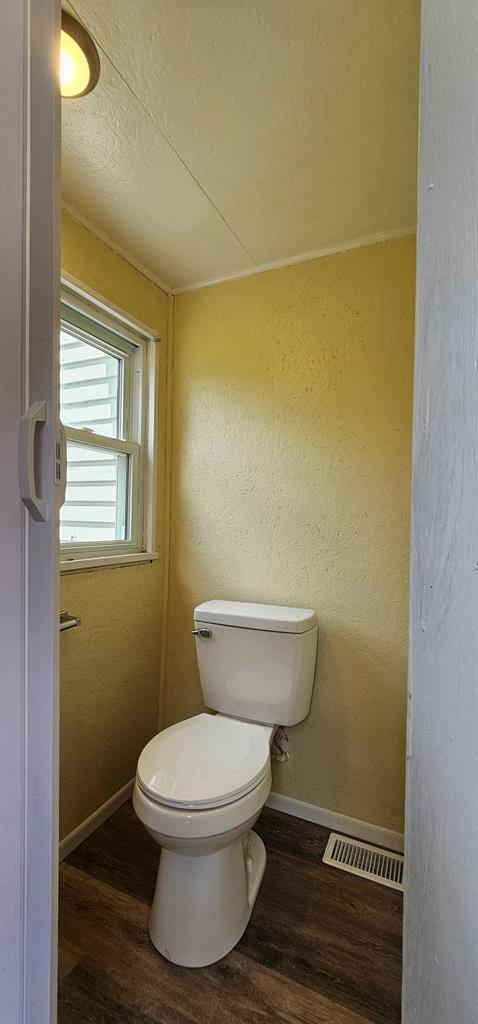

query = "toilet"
133;599;318;968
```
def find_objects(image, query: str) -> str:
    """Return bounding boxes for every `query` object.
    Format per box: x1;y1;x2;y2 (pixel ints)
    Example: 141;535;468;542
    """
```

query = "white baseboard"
59;778;135;861
266;792;404;853
59;780;404;861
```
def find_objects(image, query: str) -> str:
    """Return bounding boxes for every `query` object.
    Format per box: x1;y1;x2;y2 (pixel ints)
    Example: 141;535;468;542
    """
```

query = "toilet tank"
193;600;318;726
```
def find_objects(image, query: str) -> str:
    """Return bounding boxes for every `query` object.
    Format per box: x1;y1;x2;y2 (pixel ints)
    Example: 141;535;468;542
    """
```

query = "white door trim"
403;2;478;1021
0;2;29;1017
0;2;60;1021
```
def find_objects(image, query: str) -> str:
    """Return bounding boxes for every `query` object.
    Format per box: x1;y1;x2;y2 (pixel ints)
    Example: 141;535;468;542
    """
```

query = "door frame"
0;1;60;1021
5;1;478;1021
403;1;478;1021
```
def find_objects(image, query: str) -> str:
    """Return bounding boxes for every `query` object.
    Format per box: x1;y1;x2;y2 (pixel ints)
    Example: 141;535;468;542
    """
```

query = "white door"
404;1;478;1021
0;1;60;1022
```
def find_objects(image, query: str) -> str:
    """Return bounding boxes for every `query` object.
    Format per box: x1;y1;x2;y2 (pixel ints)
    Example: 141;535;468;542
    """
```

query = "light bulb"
60;45;74;90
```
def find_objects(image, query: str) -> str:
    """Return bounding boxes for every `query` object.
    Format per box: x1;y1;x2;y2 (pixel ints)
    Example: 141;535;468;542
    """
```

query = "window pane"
60;441;129;544
60;328;121;438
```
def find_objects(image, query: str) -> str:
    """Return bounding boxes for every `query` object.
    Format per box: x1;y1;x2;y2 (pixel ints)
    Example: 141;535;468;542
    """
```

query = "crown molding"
61;204;415;298
172;226;416;295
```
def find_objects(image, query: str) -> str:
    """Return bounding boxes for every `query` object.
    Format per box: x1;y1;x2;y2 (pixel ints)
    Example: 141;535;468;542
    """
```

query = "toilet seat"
137;712;273;810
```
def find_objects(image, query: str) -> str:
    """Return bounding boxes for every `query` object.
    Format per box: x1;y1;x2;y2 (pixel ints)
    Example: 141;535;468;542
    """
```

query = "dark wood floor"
58;803;402;1024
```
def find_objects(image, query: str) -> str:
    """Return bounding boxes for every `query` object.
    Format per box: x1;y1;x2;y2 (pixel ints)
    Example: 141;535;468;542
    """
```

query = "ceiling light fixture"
60;10;100;98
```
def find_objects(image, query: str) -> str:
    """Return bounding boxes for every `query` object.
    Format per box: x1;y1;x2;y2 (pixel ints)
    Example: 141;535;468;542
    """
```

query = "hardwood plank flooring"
58;803;402;1024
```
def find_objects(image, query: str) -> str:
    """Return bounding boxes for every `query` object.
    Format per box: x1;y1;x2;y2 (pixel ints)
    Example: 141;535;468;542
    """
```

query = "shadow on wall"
273;624;406;832
60;562;162;838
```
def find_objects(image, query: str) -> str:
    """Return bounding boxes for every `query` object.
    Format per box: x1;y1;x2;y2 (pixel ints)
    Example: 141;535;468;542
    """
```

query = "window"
60;285;157;567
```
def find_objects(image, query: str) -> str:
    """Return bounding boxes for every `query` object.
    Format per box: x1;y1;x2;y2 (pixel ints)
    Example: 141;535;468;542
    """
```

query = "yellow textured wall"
60;210;169;839
166;237;415;832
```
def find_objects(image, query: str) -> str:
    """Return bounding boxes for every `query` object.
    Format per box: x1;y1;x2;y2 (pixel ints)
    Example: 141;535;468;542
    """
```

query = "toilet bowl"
133;713;274;967
134;599;318;968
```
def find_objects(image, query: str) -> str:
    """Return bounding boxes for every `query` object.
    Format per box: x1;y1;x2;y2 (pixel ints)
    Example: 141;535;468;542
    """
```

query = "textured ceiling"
62;1;420;291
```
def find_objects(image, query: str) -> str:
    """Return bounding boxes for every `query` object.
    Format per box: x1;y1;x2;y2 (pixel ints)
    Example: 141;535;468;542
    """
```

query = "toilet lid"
136;713;272;809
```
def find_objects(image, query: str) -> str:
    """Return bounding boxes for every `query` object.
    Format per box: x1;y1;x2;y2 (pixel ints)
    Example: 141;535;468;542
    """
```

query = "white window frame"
60;277;159;572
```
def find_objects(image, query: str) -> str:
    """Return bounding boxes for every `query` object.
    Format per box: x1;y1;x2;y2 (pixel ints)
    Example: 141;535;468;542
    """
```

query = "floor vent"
323;833;404;891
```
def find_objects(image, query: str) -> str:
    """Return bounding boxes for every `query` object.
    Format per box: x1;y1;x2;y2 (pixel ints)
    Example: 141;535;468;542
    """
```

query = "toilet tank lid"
194;600;317;634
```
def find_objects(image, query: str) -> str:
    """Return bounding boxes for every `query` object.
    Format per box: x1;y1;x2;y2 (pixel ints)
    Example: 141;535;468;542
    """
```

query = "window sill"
60;551;158;574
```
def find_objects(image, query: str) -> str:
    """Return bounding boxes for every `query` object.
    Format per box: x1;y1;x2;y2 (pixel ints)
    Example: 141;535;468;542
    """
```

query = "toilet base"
149;830;266;968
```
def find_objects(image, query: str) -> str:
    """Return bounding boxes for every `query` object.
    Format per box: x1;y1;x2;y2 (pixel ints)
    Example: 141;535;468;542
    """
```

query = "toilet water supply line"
271;727;289;763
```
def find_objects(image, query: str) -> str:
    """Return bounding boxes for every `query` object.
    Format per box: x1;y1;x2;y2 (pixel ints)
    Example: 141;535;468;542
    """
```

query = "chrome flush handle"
192;628;212;638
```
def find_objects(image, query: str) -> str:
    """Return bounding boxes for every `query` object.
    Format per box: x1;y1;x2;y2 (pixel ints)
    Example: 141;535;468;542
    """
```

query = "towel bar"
60;610;81;631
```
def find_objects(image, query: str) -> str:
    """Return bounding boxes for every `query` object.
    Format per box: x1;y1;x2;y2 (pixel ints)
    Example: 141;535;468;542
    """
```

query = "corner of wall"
158;292;175;731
